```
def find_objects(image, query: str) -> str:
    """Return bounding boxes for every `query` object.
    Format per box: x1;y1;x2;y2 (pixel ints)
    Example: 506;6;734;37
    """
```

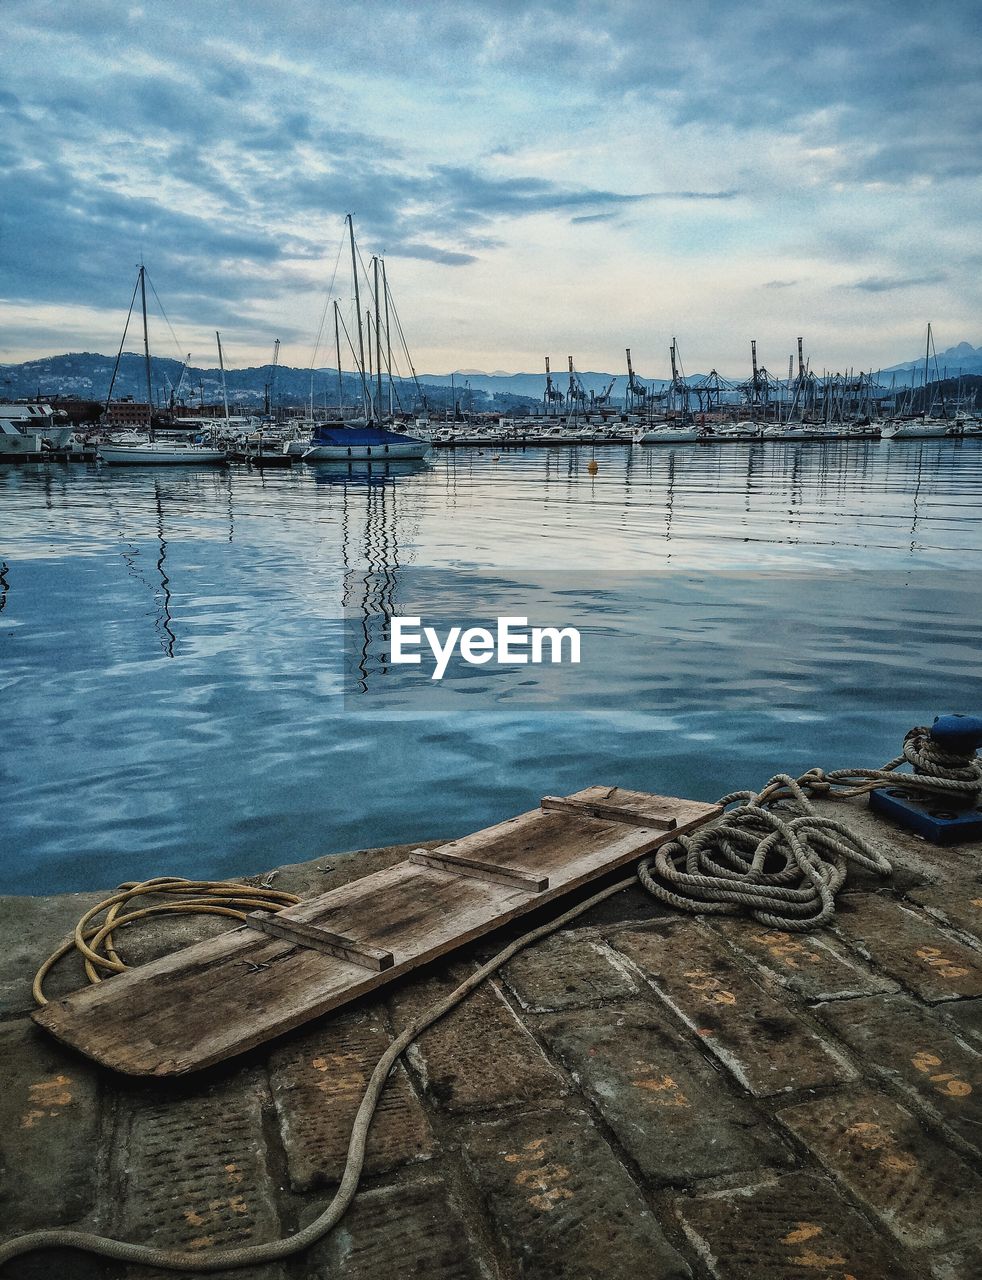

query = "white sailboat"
881;324;964;441
98;266;228;466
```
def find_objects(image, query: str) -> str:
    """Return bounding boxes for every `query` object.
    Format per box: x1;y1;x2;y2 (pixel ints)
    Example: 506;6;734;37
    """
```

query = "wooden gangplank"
33;787;720;1076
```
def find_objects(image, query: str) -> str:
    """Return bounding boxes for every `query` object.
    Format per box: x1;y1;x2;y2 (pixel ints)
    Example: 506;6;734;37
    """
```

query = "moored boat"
0;402;74;456
98;439;228;465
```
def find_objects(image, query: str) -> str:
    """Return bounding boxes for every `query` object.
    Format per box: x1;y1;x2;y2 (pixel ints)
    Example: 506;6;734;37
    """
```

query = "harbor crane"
591;376;615;409
543;357;565;414
666;339;691;419
566;356;587;412
625;348;649;412
263;338;280;417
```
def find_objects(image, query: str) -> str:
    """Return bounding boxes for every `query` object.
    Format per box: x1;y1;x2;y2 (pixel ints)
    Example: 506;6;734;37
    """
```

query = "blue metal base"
869;786;982;845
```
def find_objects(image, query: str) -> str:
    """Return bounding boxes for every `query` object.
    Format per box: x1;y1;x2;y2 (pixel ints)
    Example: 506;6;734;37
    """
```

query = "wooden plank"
33;788;721;1076
408;848;549;892
540;794;677;830
244;911;395;971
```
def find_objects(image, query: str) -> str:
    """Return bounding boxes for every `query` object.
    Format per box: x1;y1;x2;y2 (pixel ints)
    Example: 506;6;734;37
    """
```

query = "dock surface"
2;799;981;1279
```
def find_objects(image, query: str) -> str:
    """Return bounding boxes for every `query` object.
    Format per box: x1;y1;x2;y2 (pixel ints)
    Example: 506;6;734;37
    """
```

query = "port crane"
624;348;650;412
591;377;616;409
543;357;565;413
263;339;280;417
566;357;588;412
665;339;691;418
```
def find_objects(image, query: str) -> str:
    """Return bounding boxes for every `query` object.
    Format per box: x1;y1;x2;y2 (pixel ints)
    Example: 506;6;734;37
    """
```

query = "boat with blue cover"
296;214;429;463
301;420;430;461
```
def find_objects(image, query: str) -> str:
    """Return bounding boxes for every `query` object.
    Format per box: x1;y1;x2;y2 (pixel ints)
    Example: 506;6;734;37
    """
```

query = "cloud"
847;273;948;292
1;0;980;370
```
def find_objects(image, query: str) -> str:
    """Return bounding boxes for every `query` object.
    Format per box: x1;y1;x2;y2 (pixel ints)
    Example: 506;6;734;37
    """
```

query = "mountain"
2;340;979;408
0;352;540;412
881;342;982;379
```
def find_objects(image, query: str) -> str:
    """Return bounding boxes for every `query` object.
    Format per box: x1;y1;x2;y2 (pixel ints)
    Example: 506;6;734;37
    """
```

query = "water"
1;439;981;894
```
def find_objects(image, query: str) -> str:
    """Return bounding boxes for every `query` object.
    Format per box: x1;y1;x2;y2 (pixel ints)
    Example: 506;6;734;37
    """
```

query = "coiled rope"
32;877;301;1007
4;725;979;1274
638;726;982;930
2;875;635;1274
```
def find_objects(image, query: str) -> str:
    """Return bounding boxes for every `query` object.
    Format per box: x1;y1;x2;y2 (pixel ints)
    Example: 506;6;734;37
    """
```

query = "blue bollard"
869;715;982;845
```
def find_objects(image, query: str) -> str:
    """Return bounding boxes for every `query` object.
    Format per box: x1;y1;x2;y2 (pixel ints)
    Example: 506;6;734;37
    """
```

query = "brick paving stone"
709;918;897;1001
307;1175;489;1280
387;967;567;1113
943;997;982;1047
269;1004;433;1191
608;922;854;1097
501;931;639;1013
776;1086;982;1252
0;1017;101;1231
461;1107;689;1279
906;879;982;948
832;894;982;1002
114;1069;282;1280
675;1171;913;1280
816;994;982;1157
535;1002;791;1186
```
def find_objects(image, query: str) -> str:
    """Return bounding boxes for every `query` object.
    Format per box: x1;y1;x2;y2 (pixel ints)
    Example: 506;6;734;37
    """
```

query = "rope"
5;725;979;1273
637;726;982;931
32;877;301;1007
1;875;635;1273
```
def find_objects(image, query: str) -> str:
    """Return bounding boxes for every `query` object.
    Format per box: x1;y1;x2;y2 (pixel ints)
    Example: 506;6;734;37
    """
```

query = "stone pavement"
1;800;980;1279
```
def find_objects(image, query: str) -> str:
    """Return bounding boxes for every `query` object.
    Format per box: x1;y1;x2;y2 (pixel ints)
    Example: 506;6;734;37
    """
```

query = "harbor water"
2;439;981;894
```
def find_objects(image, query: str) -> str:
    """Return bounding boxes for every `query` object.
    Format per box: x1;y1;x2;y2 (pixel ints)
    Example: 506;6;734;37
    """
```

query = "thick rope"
1;876;634;1273
637;726;982;930
5;725;979;1273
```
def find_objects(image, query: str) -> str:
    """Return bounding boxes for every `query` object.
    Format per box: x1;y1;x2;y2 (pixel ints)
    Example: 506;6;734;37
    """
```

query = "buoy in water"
587;459;599;474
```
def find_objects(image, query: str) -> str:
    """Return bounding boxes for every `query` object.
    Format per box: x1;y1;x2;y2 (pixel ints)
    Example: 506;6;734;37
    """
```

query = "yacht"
0;402;74;457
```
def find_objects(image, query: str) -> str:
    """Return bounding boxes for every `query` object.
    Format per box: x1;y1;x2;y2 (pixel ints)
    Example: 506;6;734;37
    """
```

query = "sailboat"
299;216;430;463
98;266;228;466
881;324;965;440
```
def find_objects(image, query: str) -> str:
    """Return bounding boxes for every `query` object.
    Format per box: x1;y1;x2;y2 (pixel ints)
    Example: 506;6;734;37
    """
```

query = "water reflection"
0;440;980;892
154;481;176;658
313;461;415;693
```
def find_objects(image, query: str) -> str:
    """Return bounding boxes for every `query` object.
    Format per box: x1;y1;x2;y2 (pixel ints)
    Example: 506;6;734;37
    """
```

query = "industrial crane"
625;348;649;412
566;356;587;411
591;377;616;408
543;357;565;413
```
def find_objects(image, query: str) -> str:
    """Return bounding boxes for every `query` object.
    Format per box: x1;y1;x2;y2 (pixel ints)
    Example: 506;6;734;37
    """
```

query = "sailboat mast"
216;331;230;426
924;322;931;419
140;265;153;425
372;256;383;418
347;214;370;420
382;259;394;417
334;301;343;414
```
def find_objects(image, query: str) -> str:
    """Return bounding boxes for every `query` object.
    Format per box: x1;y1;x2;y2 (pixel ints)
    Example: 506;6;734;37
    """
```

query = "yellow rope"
33;876;300;1007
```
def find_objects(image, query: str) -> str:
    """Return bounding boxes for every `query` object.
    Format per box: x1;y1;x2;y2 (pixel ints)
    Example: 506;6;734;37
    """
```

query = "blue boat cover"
310;424;423;446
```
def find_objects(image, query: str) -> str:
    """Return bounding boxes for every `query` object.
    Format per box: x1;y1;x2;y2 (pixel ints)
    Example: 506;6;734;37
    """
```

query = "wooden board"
33;787;720;1076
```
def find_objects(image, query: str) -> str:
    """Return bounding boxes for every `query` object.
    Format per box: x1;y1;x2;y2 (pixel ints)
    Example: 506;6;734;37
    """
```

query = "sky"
1;0;980;378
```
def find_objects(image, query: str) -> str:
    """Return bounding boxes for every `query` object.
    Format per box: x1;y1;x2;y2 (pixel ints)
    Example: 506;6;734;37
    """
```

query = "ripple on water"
0;440;981;892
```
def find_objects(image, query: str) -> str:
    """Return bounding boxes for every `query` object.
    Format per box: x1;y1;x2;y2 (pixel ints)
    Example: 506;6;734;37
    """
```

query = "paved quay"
1;799;981;1280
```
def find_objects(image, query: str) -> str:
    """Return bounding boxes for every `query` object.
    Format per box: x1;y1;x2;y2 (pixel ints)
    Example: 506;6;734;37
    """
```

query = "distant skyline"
2;1;980;377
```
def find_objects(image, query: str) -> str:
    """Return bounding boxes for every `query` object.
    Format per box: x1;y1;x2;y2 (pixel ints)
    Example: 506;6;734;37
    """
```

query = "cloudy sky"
2;0;979;377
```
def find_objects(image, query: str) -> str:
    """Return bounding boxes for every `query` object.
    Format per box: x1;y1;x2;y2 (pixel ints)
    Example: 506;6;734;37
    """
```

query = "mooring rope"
637;725;982;930
1;875;635;1274
3;725;979;1274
